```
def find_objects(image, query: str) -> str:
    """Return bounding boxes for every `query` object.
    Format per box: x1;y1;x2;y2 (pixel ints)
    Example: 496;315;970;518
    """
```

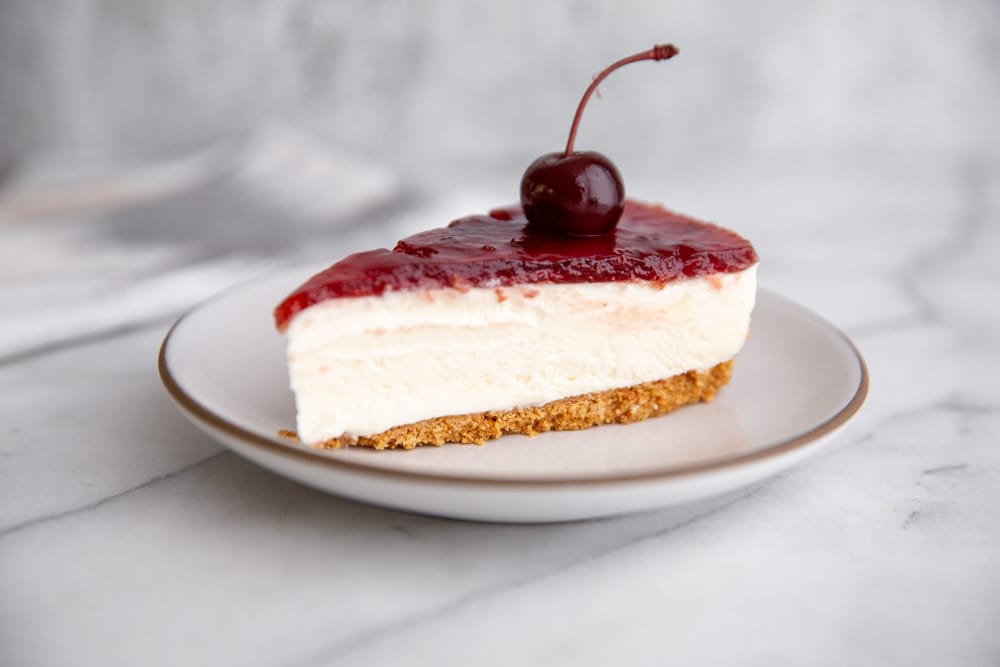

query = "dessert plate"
159;268;868;523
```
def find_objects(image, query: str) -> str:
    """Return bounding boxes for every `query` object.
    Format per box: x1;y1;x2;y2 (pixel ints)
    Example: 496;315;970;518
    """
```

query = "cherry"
520;43;679;236
521;151;624;236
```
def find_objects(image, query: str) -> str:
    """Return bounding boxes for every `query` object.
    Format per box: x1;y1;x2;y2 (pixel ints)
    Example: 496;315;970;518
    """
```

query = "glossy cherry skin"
520;150;625;236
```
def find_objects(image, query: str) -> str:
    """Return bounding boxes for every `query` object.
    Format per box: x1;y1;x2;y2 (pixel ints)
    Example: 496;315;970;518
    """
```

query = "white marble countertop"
1;144;998;666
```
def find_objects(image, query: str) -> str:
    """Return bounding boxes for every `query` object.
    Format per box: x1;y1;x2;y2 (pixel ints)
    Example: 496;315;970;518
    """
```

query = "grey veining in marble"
1;2;999;665
2;154;998;665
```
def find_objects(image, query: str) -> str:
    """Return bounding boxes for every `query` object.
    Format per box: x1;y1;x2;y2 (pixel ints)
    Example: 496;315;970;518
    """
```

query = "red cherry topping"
520;43;679;236
520;150;623;236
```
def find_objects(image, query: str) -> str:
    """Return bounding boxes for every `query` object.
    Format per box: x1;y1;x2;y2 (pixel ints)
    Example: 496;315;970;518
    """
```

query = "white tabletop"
1;146;998;666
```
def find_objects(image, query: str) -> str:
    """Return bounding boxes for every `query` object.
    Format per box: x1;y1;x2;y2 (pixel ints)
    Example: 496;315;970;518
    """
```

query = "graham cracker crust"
281;360;733;450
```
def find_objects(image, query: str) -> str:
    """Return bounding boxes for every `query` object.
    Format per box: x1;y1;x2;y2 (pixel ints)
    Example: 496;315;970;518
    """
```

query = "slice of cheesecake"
274;200;758;449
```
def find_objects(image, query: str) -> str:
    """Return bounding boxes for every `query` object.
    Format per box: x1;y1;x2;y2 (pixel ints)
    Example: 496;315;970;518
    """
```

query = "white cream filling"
285;265;757;443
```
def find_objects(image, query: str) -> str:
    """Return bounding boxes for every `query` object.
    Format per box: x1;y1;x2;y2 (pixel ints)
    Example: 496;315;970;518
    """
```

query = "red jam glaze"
274;199;758;330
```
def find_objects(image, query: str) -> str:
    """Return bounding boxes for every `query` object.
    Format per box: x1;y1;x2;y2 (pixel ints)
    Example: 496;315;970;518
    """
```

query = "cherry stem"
563;43;679;157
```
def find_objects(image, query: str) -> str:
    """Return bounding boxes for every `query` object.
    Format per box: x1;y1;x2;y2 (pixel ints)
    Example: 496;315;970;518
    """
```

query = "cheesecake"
274;200;758;449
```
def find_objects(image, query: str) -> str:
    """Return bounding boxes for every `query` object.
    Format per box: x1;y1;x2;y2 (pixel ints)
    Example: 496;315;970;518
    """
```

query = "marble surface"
1;141;998;666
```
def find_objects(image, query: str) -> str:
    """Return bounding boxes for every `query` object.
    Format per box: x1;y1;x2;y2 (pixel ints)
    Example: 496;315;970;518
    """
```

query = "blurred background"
2;0;997;192
0;0;998;357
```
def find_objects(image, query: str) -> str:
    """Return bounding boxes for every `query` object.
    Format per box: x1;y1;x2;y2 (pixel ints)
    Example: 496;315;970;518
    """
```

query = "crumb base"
280;360;734;450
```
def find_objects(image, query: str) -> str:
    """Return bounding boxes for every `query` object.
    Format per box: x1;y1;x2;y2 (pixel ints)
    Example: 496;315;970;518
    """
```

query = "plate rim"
159;283;869;489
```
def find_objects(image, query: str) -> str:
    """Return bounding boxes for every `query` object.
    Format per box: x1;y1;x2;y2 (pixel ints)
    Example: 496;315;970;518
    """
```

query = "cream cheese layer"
284;265;757;444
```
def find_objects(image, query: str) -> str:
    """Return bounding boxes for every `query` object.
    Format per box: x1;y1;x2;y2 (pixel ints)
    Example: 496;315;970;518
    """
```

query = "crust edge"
279;360;733;450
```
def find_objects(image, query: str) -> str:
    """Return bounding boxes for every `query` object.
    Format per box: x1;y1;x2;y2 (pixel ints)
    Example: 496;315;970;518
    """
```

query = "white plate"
159;269;868;523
